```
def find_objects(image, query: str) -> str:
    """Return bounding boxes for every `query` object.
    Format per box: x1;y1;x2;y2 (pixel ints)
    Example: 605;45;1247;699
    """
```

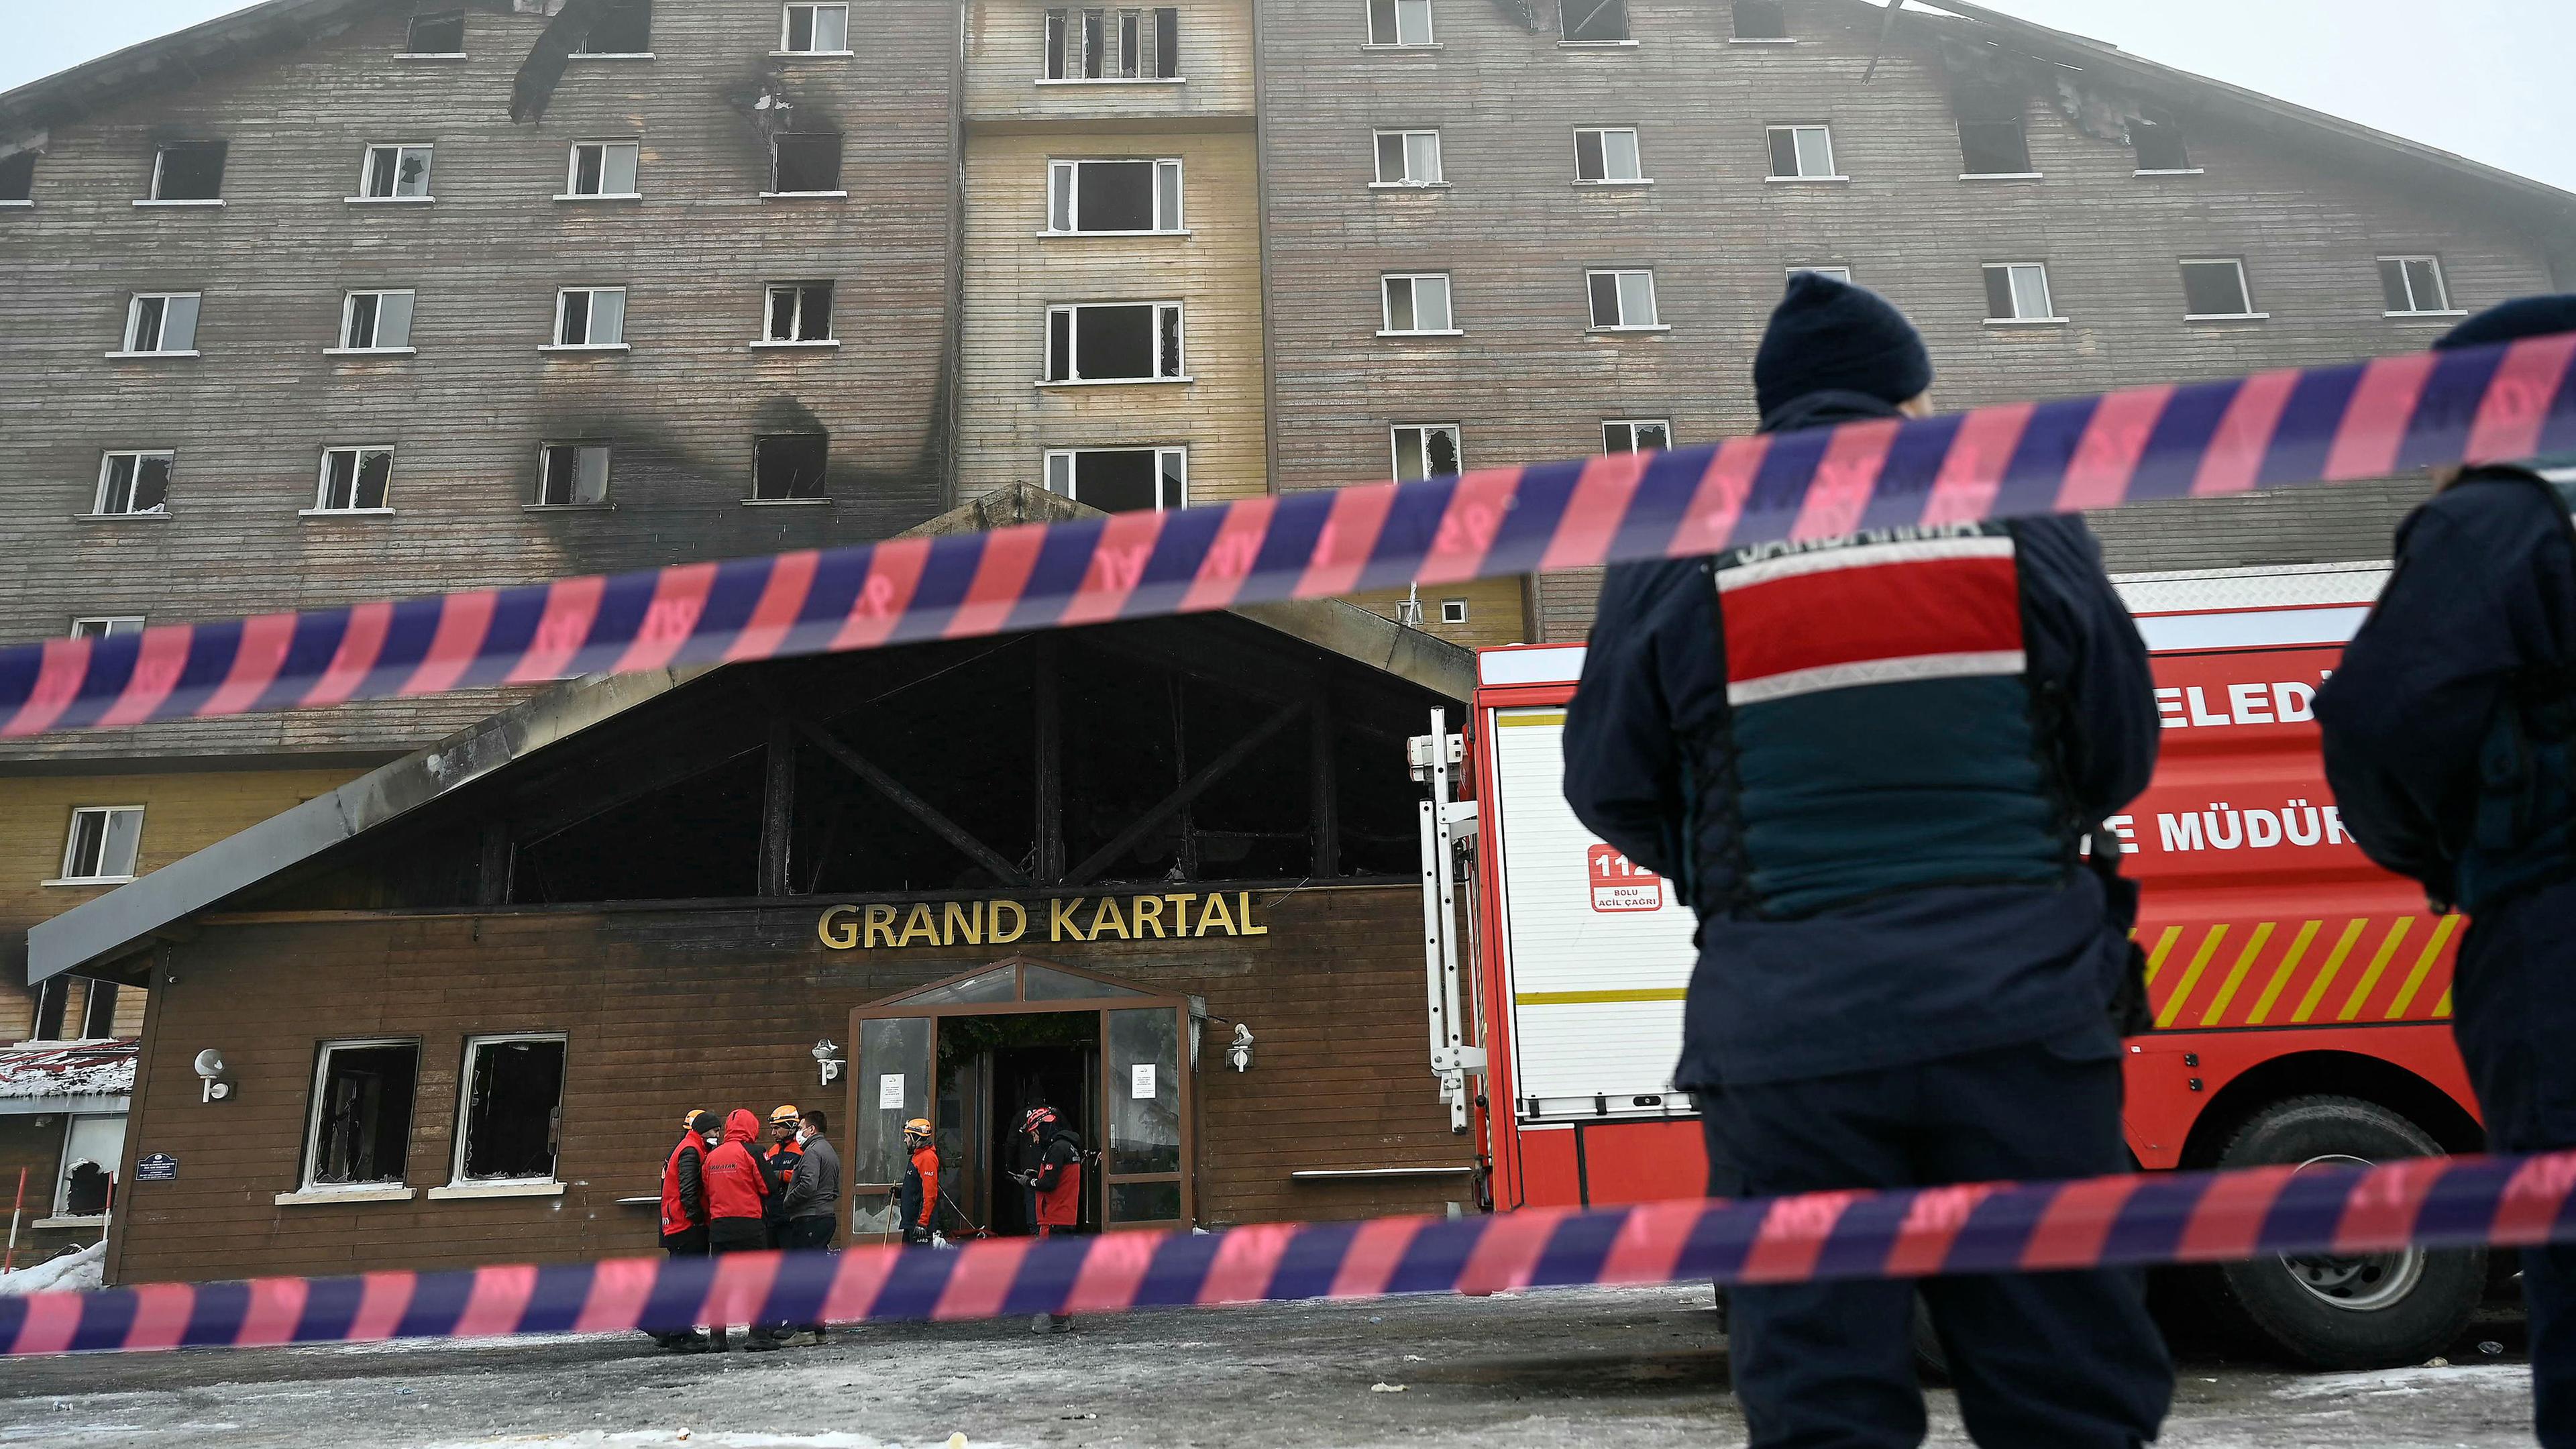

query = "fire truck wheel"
2209;1095;2483;1370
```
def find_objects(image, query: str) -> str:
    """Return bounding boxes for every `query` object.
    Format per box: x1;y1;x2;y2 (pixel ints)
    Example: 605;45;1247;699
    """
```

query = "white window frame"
1764;124;1842;182
307;445;396;516
290;1038;421;1201
1438;598;1469;625
113;292;201;358
2180;257;2265;321
1790;265;1852;284
1603;418;1673;454
533;442;612;508
144;141;226;207
1982;261;2063;325
353;143;434;202
51;806;144;886
1379;272;1458;336
331;288;417;354
90;449;174;518
757;281;838;347
1371;129;1444;188
547;286;630;350
765;132;845;198
70;617;146;640
1586;268;1665;331
1389;423;1463;483
1045;158;1186;234
777;1;852;54
1573;126;1648;185
434;1032;570;1197
1042;301;1188;384
2379;255;2462;318
1365;0;1436;47
559;140;641;201
1042;446;1189;511
1042;7;1183;83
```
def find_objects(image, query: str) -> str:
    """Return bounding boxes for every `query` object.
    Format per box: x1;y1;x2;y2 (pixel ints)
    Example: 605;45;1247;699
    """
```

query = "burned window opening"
95;451;172;515
405;11;466;54
537;443;610;504
0;150;35;202
316;446;394;511
456;1036;566;1183
78;983;119;1040
1731;1;1786;40
1955;85;2032;174
1562;0;1629;42
772;132;842;193
1045;447;1185;512
576;0;652;54
305;1042;417;1186
1045;302;1183;382
2131;111;2190;171
28;978;69;1043
151;141;226;201
767;282;834;341
753;432;830;500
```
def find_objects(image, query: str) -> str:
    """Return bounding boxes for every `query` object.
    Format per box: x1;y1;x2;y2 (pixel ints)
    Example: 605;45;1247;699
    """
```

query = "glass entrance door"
848;1014;930;1238
1102;1005;1189;1230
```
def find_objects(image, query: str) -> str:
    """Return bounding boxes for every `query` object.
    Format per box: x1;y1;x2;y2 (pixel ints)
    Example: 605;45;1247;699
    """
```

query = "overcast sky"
3;1;2569;193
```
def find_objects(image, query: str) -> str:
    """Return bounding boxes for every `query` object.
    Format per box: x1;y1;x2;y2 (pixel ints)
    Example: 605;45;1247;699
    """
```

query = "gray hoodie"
782;1133;841;1221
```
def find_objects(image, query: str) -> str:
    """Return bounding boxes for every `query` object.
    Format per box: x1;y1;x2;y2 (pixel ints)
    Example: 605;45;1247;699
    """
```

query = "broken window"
1731;1;1787;40
1045;301;1185;382
339;289;415;350
121;292;201;354
55;1115;124;1218
565;140;641;197
93;451;172;516
70;617;146;640
149;141;226;201
554;286;627;345
771;132;842;193
1603;419;1671;453
1765;123;1835;178
1574;126;1644;182
1562;0;1629;42
58;806;144;883
1983;262;2055;321
782;1;850;52
1372;130;1442;186
2181;258;2257;318
1587;268;1660;329
360;143;434;198
1044;8;1180;79
1044;447;1186;511
765;281;835;341
1955;86;2032;174
537;443;611;505
27;979;70;1043
1048;158;1183;231
78;985;119;1042
2379;256;2453;315
574;0;652;54
1381;273;1454;333
1367;0;1433;45
314;446;395;512
453;1035;566;1183
303;1041;418;1187
405;11;466;54
753;433;830;500
1390;424;1461;482
0;150;34;203
2131;110;2190;172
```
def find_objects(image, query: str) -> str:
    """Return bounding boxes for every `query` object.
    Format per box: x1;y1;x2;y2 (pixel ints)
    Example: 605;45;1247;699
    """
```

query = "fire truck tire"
2207;1095;2483;1369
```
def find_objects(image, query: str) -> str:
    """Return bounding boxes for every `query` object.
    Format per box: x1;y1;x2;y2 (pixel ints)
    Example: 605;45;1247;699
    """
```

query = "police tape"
7;1148;2573;1356
5;331;2574;739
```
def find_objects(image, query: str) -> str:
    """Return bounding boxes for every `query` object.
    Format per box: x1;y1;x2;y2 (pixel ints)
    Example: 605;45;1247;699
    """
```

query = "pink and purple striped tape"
7;332;2574;739
7;1148;2572;1356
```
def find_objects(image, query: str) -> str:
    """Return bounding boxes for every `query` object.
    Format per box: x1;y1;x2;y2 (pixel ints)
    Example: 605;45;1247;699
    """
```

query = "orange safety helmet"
904;1118;932;1138
1018;1105;1058;1136
768;1104;802;1125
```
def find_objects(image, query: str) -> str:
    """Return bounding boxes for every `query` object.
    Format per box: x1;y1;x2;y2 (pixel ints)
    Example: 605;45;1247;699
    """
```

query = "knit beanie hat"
2434;294;2576;352
1753;272;1935;422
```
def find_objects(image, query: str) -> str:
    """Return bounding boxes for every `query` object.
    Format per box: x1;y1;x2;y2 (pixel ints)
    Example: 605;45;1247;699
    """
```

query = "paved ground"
0;1285;2540;1448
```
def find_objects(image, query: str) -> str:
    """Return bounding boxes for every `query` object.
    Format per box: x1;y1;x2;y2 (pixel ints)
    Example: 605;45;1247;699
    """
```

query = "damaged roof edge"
0;0;388;136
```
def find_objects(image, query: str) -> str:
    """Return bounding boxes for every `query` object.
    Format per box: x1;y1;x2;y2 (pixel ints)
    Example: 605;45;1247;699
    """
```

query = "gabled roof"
1;0;393;142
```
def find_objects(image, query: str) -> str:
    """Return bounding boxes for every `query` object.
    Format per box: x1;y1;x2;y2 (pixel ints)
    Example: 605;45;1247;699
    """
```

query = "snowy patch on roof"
0;1040;136;1100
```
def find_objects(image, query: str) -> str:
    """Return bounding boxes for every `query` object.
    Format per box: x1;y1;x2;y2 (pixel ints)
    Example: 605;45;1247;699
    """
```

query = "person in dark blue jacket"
1565;272;2171;1448
2315;294;2576;1448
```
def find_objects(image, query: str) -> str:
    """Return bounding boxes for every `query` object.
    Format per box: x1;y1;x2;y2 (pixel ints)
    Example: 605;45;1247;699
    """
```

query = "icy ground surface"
0;1283;2540;1448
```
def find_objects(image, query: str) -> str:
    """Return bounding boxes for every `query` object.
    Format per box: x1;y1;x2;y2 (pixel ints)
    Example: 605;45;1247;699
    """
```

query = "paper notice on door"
878;1073;906;1110
1131;1063;1156;1099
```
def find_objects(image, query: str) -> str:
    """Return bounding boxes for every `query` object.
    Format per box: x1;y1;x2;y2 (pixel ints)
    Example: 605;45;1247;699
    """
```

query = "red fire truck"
1415;564;2489;1368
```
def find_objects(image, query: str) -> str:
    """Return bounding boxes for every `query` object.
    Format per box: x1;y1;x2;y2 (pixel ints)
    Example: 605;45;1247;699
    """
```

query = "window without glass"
1574;127;1644;182
315;447;394;512
1983;262;2055;321
575;0;651;53
1368;0;1434;44
1562;0;1630;42
537;444;611;506
70;617;145;640
1044;447;1187;512
0;150;32;201
1049;158;1184;231
78;985;119;1042
1732;0;1787;38
753;433;830;500
1603;419;1672;453
771;133;843;193
150;142;226;201
405;11;466;53
1045;7;1179;78
1391;424;1462;482
340;290;415;350
555;286;627;345
121;293;201;354
55;1116;123;1217
360;143;433;198
566;141;640;197
94;451;172;515
60;806;143;883
1766;124;1835;178
28;979;69;1042
304;1041;418;1187
782;1;850;52
765;282;834;341
1955;86;2031;174
2181;258;2256;317
1045;302;1184;382
453;1035;566;1184
1587;269;1660;329
1790;264;1851;283
1373;130;1443;186
1381;273;1454;333
2379;256;2453;315
2131;111;2190;171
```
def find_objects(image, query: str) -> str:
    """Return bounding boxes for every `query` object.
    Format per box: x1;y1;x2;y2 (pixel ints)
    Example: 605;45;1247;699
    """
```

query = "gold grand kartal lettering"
816;893;1267;950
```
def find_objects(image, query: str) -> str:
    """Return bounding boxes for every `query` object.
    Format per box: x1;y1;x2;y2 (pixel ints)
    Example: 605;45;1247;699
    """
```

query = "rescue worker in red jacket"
1015;1106;1083;1236
700;1107;773;1351
650;1110;717;1352
760;1104;804;1250
898;1117;938;1246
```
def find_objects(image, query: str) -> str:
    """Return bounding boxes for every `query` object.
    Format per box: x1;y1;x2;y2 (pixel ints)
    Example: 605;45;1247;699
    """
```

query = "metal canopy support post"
1413;708;1484;1134
1033;635;1065;885
1309;689;1339;879
758;716;796;897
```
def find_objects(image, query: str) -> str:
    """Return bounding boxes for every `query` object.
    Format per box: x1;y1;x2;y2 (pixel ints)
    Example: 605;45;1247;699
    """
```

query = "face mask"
796;1127;813;1144
703;1132;720;1147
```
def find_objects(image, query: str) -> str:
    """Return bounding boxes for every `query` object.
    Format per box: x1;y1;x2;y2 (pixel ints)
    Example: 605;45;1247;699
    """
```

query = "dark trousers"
708;1218;773;1345
1705;1040;2173;1449
649;1226;710;1345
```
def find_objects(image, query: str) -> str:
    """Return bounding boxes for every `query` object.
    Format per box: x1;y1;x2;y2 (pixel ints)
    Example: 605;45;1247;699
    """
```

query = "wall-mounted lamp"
1226;1022;1254;1073
812;1038;845;1087
193;1049;233;1104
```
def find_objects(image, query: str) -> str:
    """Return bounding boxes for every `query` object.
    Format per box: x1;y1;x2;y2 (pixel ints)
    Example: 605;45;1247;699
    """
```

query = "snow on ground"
0;1242;103;1296
2268;1361;2533;1399
417;1434;979;1449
